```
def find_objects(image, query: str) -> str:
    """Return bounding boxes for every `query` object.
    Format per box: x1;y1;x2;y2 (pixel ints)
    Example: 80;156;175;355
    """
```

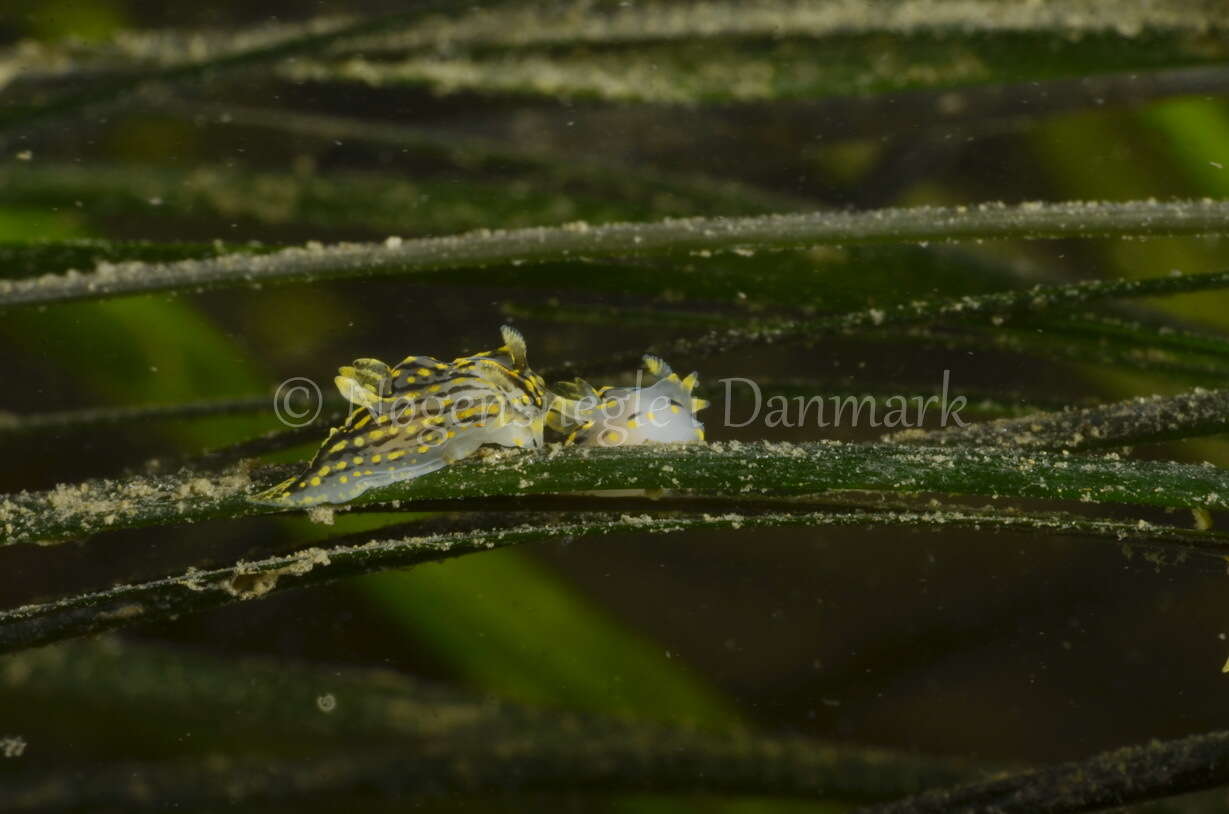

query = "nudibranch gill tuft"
548;355;708;447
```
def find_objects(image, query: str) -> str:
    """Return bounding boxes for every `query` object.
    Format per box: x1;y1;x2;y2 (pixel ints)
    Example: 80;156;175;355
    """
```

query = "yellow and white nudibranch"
548;355;708;447
252;328;708;507
253;325;548;507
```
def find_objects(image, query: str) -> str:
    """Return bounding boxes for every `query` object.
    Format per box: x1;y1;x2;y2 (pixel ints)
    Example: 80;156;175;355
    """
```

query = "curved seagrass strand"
2;199;1228;309
0;738;980;812
551;268;1229;379
14;2;1226;112
878;323;1229;385
0;507;1227;655
0;7;476;141
160;102;812;214
0;239;271;279
0;162;799;239
890;387;1229;450
15;0;1223;68
0;639;986;806
10;442;1229;547
860;729;1229;814
506;296;1229;382
1014;313;1229;362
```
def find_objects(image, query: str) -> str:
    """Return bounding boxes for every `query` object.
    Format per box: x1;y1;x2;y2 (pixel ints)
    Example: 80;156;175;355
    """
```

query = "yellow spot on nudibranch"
318;466;331;477
371;454;382;463
339;476;349;484
330;441;348;453
388;450;406;460
352;456;364;465
417;445;429;453
369;429;385;441
310;477;322;487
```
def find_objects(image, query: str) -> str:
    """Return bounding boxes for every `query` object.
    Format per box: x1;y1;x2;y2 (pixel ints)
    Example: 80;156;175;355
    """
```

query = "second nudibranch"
254;325;548;507
549;355;709;447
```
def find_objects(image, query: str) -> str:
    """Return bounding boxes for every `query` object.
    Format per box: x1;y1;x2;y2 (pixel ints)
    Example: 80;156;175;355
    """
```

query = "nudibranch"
549;355;708;447
253;326;548;507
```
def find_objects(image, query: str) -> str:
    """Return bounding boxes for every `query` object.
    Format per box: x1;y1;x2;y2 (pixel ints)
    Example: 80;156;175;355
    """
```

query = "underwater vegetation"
4;0;1229;811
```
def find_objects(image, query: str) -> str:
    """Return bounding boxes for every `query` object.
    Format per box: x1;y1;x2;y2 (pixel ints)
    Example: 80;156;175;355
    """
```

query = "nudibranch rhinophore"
253;325;548;507
548;355;708;447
